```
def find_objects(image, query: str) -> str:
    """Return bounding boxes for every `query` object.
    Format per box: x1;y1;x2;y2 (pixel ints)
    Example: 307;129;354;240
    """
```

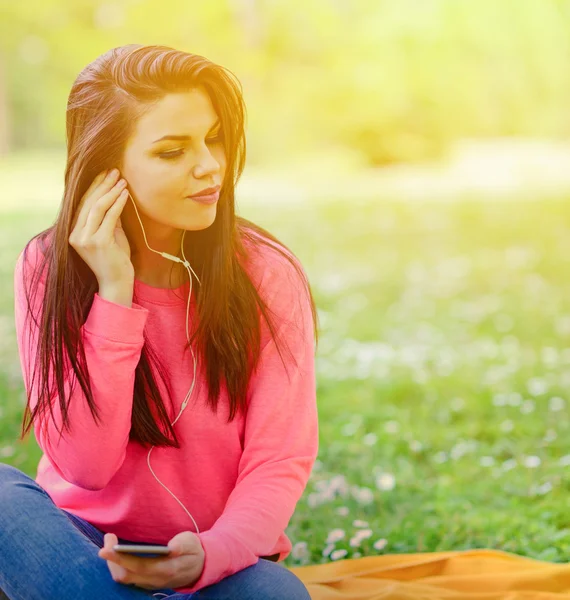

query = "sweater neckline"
133;278;193;306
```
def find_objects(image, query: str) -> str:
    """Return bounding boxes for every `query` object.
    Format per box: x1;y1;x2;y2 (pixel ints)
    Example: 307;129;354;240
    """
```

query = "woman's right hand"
69;168;133;287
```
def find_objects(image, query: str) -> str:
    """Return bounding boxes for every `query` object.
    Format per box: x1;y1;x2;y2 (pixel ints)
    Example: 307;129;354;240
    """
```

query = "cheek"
213;147;227;172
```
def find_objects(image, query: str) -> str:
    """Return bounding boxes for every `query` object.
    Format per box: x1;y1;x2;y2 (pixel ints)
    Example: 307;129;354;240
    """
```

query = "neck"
122;202;187;288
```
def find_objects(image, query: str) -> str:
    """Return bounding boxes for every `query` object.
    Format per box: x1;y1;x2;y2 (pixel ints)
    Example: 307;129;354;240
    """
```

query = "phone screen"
113;544;171;557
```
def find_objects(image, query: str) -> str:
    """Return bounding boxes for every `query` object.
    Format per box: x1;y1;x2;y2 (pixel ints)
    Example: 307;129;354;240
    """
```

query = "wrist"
98;280;134;307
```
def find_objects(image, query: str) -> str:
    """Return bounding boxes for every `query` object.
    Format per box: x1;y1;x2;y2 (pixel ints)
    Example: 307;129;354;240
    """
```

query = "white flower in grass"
373;538;388;551
534;482;553;496
336;506;349;516
354;529;373;540
451;443;467;461
409;440;423;453
0;446;15;458
433;451;448;464
341;422;359;437
375;473;396;491
508;392;522;406
315;480;328;492
363;433;378;446
352;487;375;505
353;552;362;558
349;536;363;548
326;529;346;544
524;455;541;468
329;475;349;496
544;429;557;443
352;520;369;528
493;393;507;407
330;549;348;561
539;342;556;362
555;315;570;337
480;456;495;467
559;455;570;467
549;397;565;412
500;419;514;433
307;493;320;508
384;420;400;434
502;459;517;471
291;542;309;560
527;378;548;396
322;543;335;557
520;400;535;414
450;397;465;412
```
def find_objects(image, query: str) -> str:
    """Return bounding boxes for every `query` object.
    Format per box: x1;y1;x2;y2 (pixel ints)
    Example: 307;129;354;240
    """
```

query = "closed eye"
158;133;225;160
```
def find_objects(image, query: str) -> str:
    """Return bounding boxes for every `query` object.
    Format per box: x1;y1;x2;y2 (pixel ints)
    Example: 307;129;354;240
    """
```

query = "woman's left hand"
98;531;205;591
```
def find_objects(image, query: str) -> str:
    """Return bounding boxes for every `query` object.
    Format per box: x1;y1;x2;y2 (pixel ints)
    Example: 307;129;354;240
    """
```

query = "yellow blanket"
288;549;570;599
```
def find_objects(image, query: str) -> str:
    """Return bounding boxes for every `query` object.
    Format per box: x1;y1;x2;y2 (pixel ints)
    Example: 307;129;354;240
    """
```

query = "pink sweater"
13;233;318;595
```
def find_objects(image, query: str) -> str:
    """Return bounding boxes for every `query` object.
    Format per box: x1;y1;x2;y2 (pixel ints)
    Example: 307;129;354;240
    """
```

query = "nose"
192;143;221;179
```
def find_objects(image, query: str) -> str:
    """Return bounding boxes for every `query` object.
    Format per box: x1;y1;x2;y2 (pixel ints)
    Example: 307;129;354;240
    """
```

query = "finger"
70;170;107;232
73;169;121;233
109;562;129;583
99;534;138;583
168;531;199;557
85;169;108;196
99;544;169;574
98;533;118;556
98;533;118;561
112;556;184;588
82;178;128;237
97;188;129;240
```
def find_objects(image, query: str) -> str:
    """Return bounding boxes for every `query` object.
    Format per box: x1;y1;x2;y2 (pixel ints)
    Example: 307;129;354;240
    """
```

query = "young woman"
0;44;318;600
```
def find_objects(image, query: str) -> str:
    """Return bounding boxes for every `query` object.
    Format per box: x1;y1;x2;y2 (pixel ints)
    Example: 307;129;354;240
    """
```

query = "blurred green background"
1;0;570;568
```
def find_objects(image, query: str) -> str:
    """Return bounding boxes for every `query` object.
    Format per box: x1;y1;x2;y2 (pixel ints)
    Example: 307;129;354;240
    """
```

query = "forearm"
25;293;147;490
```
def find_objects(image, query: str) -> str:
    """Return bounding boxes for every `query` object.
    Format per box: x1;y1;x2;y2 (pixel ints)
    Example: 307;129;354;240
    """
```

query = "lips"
189;185;220;198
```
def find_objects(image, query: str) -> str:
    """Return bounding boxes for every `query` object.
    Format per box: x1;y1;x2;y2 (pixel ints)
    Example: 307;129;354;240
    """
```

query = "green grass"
1;194;569;568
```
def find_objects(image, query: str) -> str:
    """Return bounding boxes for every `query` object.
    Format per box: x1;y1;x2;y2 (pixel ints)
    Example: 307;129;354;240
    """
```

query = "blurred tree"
1;0;569;165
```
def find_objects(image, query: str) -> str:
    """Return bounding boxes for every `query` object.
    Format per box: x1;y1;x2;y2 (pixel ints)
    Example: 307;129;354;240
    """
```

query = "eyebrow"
152;119;221;144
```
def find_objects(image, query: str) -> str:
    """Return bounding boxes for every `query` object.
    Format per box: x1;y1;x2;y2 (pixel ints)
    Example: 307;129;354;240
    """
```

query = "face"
118;87;226;236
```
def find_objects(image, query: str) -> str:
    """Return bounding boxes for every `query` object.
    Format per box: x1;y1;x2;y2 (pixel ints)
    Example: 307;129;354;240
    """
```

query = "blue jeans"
0;463;311;600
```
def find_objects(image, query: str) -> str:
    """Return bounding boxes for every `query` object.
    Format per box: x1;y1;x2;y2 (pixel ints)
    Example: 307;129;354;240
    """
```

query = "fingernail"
108;168;119;179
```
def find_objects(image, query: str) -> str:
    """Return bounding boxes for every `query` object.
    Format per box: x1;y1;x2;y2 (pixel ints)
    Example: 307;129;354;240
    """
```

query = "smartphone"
113;544;171;557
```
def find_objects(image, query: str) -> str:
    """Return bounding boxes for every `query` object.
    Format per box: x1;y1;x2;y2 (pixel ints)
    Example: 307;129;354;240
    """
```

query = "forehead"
132;88;218;142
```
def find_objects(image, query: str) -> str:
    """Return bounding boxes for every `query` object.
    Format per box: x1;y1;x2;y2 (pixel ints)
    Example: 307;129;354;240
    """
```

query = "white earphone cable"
127;190;201;537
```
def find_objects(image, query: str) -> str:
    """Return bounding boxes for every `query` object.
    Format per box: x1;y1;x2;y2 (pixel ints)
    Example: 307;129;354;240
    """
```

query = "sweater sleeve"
180;252;319;594
13;245;149;490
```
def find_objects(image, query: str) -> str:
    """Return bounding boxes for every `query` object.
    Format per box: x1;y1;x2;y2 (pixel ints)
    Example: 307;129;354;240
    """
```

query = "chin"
182;214;217;231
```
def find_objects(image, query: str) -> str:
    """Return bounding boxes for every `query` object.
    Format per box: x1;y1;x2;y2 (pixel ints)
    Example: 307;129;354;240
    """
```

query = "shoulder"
239;226;315;348
15;232;51;285
239;226;309;302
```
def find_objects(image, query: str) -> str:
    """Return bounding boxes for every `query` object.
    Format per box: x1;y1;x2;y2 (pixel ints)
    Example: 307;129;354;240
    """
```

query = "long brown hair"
18;44;318;450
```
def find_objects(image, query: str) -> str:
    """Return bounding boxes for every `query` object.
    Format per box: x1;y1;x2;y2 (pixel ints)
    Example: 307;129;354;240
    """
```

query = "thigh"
167;558;311;600
60;509;106;548
61;509;160;553
0;463;154;599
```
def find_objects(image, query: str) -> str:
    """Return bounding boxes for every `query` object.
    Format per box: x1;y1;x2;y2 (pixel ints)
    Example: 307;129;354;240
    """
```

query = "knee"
0;463;48;511
255;561;312;600
0;462;28;487
0;462;35;487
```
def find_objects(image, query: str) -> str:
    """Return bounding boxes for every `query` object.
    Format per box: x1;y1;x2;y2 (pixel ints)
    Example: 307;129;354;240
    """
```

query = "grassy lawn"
1;185;569;567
